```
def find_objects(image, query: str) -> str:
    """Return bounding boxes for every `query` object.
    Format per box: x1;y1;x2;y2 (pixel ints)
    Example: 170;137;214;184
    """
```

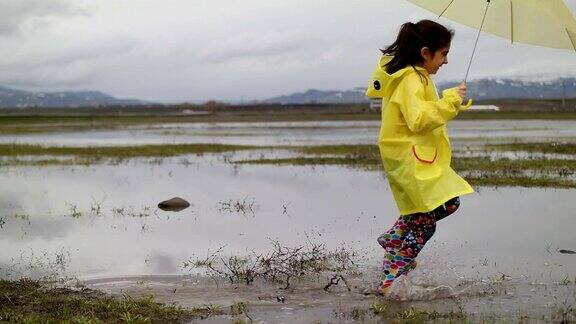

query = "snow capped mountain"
263;77;576;104
263;88;368;104
437;77;576;100
0;86;149;108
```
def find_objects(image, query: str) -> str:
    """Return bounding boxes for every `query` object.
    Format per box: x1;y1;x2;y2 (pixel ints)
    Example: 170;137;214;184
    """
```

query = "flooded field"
1;119;576;147
1;119;575;322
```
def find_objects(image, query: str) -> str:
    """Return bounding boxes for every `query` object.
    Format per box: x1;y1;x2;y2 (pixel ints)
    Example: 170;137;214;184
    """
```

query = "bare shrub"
184;240;358;290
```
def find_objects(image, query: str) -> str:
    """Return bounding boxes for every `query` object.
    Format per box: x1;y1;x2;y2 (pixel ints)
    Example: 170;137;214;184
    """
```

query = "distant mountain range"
439;77;576;101
0;86;148;108
261;89;369;105
1;76;575;108
263;77;576;104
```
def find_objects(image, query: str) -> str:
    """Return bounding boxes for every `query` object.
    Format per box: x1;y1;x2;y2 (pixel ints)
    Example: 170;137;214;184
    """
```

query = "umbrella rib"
510;1;513;44
465;0;491;83
438;0;455;19
566;28;576;52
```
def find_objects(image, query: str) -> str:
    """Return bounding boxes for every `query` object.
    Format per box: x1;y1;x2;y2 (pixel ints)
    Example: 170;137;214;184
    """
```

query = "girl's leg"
433;196;460;222
378;212;436;293
377;217;413;292
377;217;407;251
377;217;417;271
376;197;461;294
396;197;460;274
377;196;459;251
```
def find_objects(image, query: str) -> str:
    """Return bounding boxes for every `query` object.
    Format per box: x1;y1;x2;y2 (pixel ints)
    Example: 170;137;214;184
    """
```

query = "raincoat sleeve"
390;73;463;134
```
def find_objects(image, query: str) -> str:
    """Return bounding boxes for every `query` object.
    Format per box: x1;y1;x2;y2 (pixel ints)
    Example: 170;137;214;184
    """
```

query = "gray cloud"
0;0;109;89
0;216;74;242
200;31;321;63
0;38;139;88
0;0;573;102
0;0;86;36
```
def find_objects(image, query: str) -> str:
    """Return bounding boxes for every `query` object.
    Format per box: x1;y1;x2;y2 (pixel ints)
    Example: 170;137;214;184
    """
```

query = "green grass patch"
296;144;379;156
0;158;88;167
234;156;575;187
234;144;576;188
0;278;218;323
453;156;576;173
465;175;575;188
234;156;380;170
0;143;266;167
485;142;576;155
0;143;259;158
367;303;468;321
394;307;466;321
2;142;575;188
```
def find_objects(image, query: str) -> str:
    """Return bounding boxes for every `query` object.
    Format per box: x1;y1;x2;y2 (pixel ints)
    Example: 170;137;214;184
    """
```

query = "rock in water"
158;197;190;212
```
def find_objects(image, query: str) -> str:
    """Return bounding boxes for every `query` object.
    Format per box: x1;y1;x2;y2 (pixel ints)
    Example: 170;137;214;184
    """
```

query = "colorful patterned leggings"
377;197;461;291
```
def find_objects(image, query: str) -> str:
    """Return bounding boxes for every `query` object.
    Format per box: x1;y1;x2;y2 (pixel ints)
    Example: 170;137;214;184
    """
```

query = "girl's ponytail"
381;20;454;81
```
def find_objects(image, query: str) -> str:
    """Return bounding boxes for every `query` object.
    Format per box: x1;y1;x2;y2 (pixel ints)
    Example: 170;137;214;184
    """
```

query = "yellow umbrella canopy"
406;0;576;51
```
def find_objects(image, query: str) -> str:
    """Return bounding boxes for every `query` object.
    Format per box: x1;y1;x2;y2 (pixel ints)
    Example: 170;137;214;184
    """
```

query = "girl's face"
420;44;450;75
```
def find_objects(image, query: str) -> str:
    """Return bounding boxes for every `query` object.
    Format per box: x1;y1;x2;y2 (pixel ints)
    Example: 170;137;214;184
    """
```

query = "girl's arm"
390;73;464;134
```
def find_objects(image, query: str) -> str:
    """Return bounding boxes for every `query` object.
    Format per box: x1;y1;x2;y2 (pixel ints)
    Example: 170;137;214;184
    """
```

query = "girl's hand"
456;81;467;101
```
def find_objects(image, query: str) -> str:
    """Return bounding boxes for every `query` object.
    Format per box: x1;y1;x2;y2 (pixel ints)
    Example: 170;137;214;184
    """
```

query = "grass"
0;143;259;158
0;143;262;167
349;303;469;322
453;156;576;173
236;144;576;174
234;157;380;169
234;144;576;188
234;156;576;188
1;141;574;188
217;198;258;216
185;240;358;289
0;278;218;323
395;307;466;321
485;142;576;155
296;144;380;156
0;143;263;167
0;158;88;167
465;175;575;188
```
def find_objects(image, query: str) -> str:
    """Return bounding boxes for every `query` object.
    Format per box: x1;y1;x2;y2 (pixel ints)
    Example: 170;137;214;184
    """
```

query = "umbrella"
406;0;576;82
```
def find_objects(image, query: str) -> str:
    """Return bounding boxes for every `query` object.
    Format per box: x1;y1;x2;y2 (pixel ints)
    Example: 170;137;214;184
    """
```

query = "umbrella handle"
459;80;473;110
458;80;472;110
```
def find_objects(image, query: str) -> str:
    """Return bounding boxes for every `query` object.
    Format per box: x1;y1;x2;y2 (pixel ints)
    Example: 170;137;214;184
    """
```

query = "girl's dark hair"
381;20;454;81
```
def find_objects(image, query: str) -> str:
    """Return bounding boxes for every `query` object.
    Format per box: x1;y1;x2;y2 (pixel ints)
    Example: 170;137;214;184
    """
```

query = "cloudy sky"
0;0;575;103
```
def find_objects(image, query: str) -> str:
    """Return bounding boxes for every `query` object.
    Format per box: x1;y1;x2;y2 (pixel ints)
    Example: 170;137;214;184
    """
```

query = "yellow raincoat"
366;55;474;215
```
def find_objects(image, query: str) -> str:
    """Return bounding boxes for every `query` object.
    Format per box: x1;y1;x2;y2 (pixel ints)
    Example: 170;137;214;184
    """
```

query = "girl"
365;19;474;295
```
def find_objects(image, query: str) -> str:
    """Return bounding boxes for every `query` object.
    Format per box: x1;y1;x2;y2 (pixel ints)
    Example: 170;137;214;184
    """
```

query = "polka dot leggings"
377;197;460;293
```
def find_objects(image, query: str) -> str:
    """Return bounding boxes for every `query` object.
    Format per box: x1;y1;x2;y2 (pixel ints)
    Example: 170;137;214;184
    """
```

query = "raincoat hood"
365;55;430;100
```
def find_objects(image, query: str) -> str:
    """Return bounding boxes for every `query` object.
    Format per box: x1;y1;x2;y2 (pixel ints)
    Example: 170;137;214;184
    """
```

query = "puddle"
0;159;575;318
1;119;576;147
1;119;575;322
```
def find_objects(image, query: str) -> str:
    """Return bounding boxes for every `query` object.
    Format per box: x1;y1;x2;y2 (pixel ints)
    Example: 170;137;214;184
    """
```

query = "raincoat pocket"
412;145;441;180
